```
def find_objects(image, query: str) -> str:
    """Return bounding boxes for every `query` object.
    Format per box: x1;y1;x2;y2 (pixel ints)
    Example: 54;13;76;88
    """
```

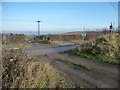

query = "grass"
33;58;76;88
2;42;32;49
79;51;119;64
66;49;119;65
33;36;50;44
37;40;50;44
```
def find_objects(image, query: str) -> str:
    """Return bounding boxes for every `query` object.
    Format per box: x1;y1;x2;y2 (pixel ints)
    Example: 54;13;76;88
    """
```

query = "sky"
2;2;118;34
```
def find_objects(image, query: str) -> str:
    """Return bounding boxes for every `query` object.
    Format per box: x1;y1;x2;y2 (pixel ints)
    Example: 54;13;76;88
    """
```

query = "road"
24;43;78;56
24;44;118;88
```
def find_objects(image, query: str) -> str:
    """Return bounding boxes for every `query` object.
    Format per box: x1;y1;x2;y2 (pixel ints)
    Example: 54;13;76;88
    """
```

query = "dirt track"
24;45;118;88
41;53;118;88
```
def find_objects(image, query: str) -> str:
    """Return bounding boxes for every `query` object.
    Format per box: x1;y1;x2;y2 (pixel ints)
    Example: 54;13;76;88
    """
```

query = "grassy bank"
66;49;119;64
2;49;76;88
66;33;120;64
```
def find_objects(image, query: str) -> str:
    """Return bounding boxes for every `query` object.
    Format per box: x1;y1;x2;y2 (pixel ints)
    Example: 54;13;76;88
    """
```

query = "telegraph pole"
36;21;42;36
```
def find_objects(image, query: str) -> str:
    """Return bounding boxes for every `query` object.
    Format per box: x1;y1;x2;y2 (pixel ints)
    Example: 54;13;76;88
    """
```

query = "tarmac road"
24;43;78;56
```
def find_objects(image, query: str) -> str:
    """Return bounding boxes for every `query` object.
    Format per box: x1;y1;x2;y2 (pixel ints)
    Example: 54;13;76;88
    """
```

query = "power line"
109;2;118;13
109;2;120;27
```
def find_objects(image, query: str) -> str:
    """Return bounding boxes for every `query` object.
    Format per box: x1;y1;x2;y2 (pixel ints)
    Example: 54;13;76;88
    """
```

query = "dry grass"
2;49;76;88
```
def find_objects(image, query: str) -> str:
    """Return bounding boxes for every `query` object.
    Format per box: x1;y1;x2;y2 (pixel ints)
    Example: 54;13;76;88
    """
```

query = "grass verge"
65;49;119;65
2;42;32;49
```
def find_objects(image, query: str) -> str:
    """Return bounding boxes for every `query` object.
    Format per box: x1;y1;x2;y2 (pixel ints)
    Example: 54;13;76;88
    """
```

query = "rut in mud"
41;53;118;88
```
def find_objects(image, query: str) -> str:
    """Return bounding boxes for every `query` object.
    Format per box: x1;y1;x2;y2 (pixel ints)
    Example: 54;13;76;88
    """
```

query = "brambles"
67;33;120;64
2;49;76;88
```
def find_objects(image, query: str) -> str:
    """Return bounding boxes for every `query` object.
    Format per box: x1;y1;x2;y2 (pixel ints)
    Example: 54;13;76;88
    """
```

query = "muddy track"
24;45;118;88
41;53;118;88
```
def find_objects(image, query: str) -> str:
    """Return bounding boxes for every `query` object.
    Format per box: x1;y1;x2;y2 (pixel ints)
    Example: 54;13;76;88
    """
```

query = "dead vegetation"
2;34;26;44
2;49;76;88
81;33;120;58
38;31;109;42
67;33;120;64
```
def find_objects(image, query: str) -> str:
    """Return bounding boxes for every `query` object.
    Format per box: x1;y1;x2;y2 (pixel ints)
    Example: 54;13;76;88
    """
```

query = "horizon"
2;27;118;35
2;2;118;33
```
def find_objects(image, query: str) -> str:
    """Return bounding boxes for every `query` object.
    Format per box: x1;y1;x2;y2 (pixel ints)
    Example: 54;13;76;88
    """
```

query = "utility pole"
36;21;42;36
